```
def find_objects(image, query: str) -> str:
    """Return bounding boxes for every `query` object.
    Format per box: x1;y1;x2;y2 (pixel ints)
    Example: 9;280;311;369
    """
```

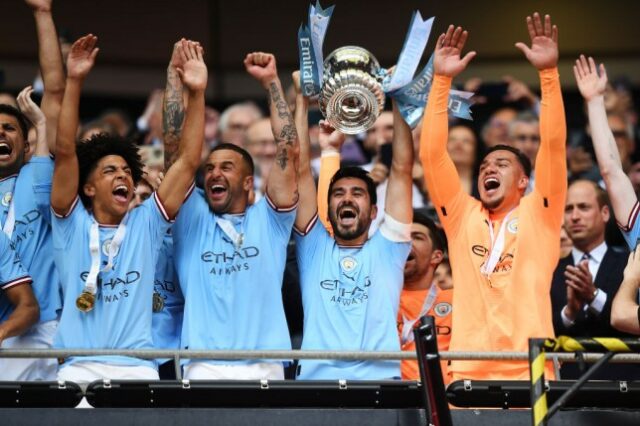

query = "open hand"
16;86;45;126
515;12;558;70
244;52;278;89
176;40;207;92
433;25;476;78
66;34;99;80
574;55;607;102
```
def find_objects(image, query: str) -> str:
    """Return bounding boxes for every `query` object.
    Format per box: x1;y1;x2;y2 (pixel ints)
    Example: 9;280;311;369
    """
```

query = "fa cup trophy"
318;46;385;135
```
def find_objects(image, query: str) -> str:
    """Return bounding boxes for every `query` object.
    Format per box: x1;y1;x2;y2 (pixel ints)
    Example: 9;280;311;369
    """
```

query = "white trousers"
0;320;58;381
184;362;284;380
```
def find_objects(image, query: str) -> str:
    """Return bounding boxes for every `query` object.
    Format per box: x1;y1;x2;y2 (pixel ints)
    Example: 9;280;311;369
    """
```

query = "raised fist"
244;52;278;89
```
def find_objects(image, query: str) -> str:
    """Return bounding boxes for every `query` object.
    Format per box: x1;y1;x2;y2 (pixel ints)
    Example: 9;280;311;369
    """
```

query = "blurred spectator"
244;117;276;198
607;112;634;173
560;224;573;259
434;258;453;291
551;179;636;379
79;120;117;140
218;101;263;146
0;93;17;108
509;112;540;192
480;106;517;148
204;106;220;148
100;109;133;138
447;123;478;196
137;89;164;145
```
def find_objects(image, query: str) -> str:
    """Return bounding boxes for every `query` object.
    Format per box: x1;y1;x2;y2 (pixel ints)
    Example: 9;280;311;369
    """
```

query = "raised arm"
291;71;317;230
244;52;299;208
419;26;475;216
16;86;48;157
574;55;636;229
51;35;98;216
316;122;345;232
25;0;65;154
516;13;566;215
384;100;413;224
157;40;206;219
611;250;640;335
162;39;186;170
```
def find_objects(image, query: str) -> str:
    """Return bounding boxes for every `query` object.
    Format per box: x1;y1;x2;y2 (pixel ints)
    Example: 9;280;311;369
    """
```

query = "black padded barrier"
85;379;424;408
0;381;82;407
447;379;640;409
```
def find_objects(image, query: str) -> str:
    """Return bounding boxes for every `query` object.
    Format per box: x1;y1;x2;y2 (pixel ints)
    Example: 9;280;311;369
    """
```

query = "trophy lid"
323;46;381;77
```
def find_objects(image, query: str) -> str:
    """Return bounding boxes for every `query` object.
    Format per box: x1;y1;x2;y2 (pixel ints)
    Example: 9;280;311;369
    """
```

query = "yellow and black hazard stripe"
529;338;548;426
546;336;640;353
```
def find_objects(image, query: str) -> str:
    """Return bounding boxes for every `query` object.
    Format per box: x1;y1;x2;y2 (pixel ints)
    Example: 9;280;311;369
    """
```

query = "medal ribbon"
2;198;15;238
401;284;439;346
480;210;514;276
84;213;128;295
216;216;244;249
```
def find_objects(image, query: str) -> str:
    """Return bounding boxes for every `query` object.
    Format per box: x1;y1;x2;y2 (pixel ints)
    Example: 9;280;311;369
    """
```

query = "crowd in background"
1;0;640;390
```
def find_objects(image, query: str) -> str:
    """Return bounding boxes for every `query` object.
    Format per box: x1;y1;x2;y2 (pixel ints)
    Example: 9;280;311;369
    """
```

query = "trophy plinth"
319;46;385;135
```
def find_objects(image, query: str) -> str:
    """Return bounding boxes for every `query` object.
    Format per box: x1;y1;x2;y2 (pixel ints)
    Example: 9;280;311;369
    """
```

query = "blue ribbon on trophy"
390;53;475;127
297;1;334;97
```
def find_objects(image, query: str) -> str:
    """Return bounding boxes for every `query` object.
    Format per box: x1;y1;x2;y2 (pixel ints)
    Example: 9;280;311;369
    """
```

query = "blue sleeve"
293;214;327;265
260;195;297;242
623;220;640;250
370;230;412;272
0;233;31;288
25;156;54;224
172;186;204;244
51;197;88;250
137;192;174;247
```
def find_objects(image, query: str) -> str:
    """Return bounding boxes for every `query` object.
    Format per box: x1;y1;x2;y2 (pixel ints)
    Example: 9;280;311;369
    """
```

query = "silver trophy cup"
319;46;386;135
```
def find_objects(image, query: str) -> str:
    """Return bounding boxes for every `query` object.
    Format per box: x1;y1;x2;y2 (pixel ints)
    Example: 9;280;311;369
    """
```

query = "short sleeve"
619;201;640;249
26;156;54;223
51;196;87;250
262;194;297;242
0;234;31;289
173;185;204;244
294;214;328;263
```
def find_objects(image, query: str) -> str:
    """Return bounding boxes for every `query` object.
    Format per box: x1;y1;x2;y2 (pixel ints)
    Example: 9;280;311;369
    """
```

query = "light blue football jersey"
52;193;171;368
173;188;295;365
621;201;640;249
294;214;411;380
0;232;32;323
152;231;184;352
0;157;61;322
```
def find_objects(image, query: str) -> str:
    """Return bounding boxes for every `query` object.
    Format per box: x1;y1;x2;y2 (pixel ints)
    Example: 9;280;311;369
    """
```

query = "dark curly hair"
76;133;143;207
0;104;30;138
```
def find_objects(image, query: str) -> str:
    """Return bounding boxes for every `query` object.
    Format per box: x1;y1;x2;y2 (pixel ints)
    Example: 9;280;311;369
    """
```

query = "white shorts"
0;320;58;381
57;361;159;385
184;362;284;380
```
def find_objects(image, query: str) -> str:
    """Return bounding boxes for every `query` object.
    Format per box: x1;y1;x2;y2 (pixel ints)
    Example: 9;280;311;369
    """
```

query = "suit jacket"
550;246;640;379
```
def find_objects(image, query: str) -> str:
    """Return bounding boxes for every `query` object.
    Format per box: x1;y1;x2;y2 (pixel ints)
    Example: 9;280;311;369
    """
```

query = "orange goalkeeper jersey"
419;70;566;381
398;286;453;384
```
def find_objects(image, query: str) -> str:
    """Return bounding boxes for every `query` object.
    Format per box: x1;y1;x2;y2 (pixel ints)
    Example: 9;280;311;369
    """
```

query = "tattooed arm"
162;40;186;170
244;52;299;208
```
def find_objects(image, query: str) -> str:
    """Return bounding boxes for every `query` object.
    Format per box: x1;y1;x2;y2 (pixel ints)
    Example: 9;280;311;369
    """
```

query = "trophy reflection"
319;46;385;134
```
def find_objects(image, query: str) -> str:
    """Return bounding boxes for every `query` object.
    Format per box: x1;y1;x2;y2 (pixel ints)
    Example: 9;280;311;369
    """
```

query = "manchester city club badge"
1;192;12;207
340;256;357;273
434;302;452;317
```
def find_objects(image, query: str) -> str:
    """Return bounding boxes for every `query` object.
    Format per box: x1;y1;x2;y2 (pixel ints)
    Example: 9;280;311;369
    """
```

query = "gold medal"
152;292;164;313
76;291;95;313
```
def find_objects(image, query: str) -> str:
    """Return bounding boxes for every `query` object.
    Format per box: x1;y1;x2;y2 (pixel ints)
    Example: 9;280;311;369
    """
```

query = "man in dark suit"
551;179;636;379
